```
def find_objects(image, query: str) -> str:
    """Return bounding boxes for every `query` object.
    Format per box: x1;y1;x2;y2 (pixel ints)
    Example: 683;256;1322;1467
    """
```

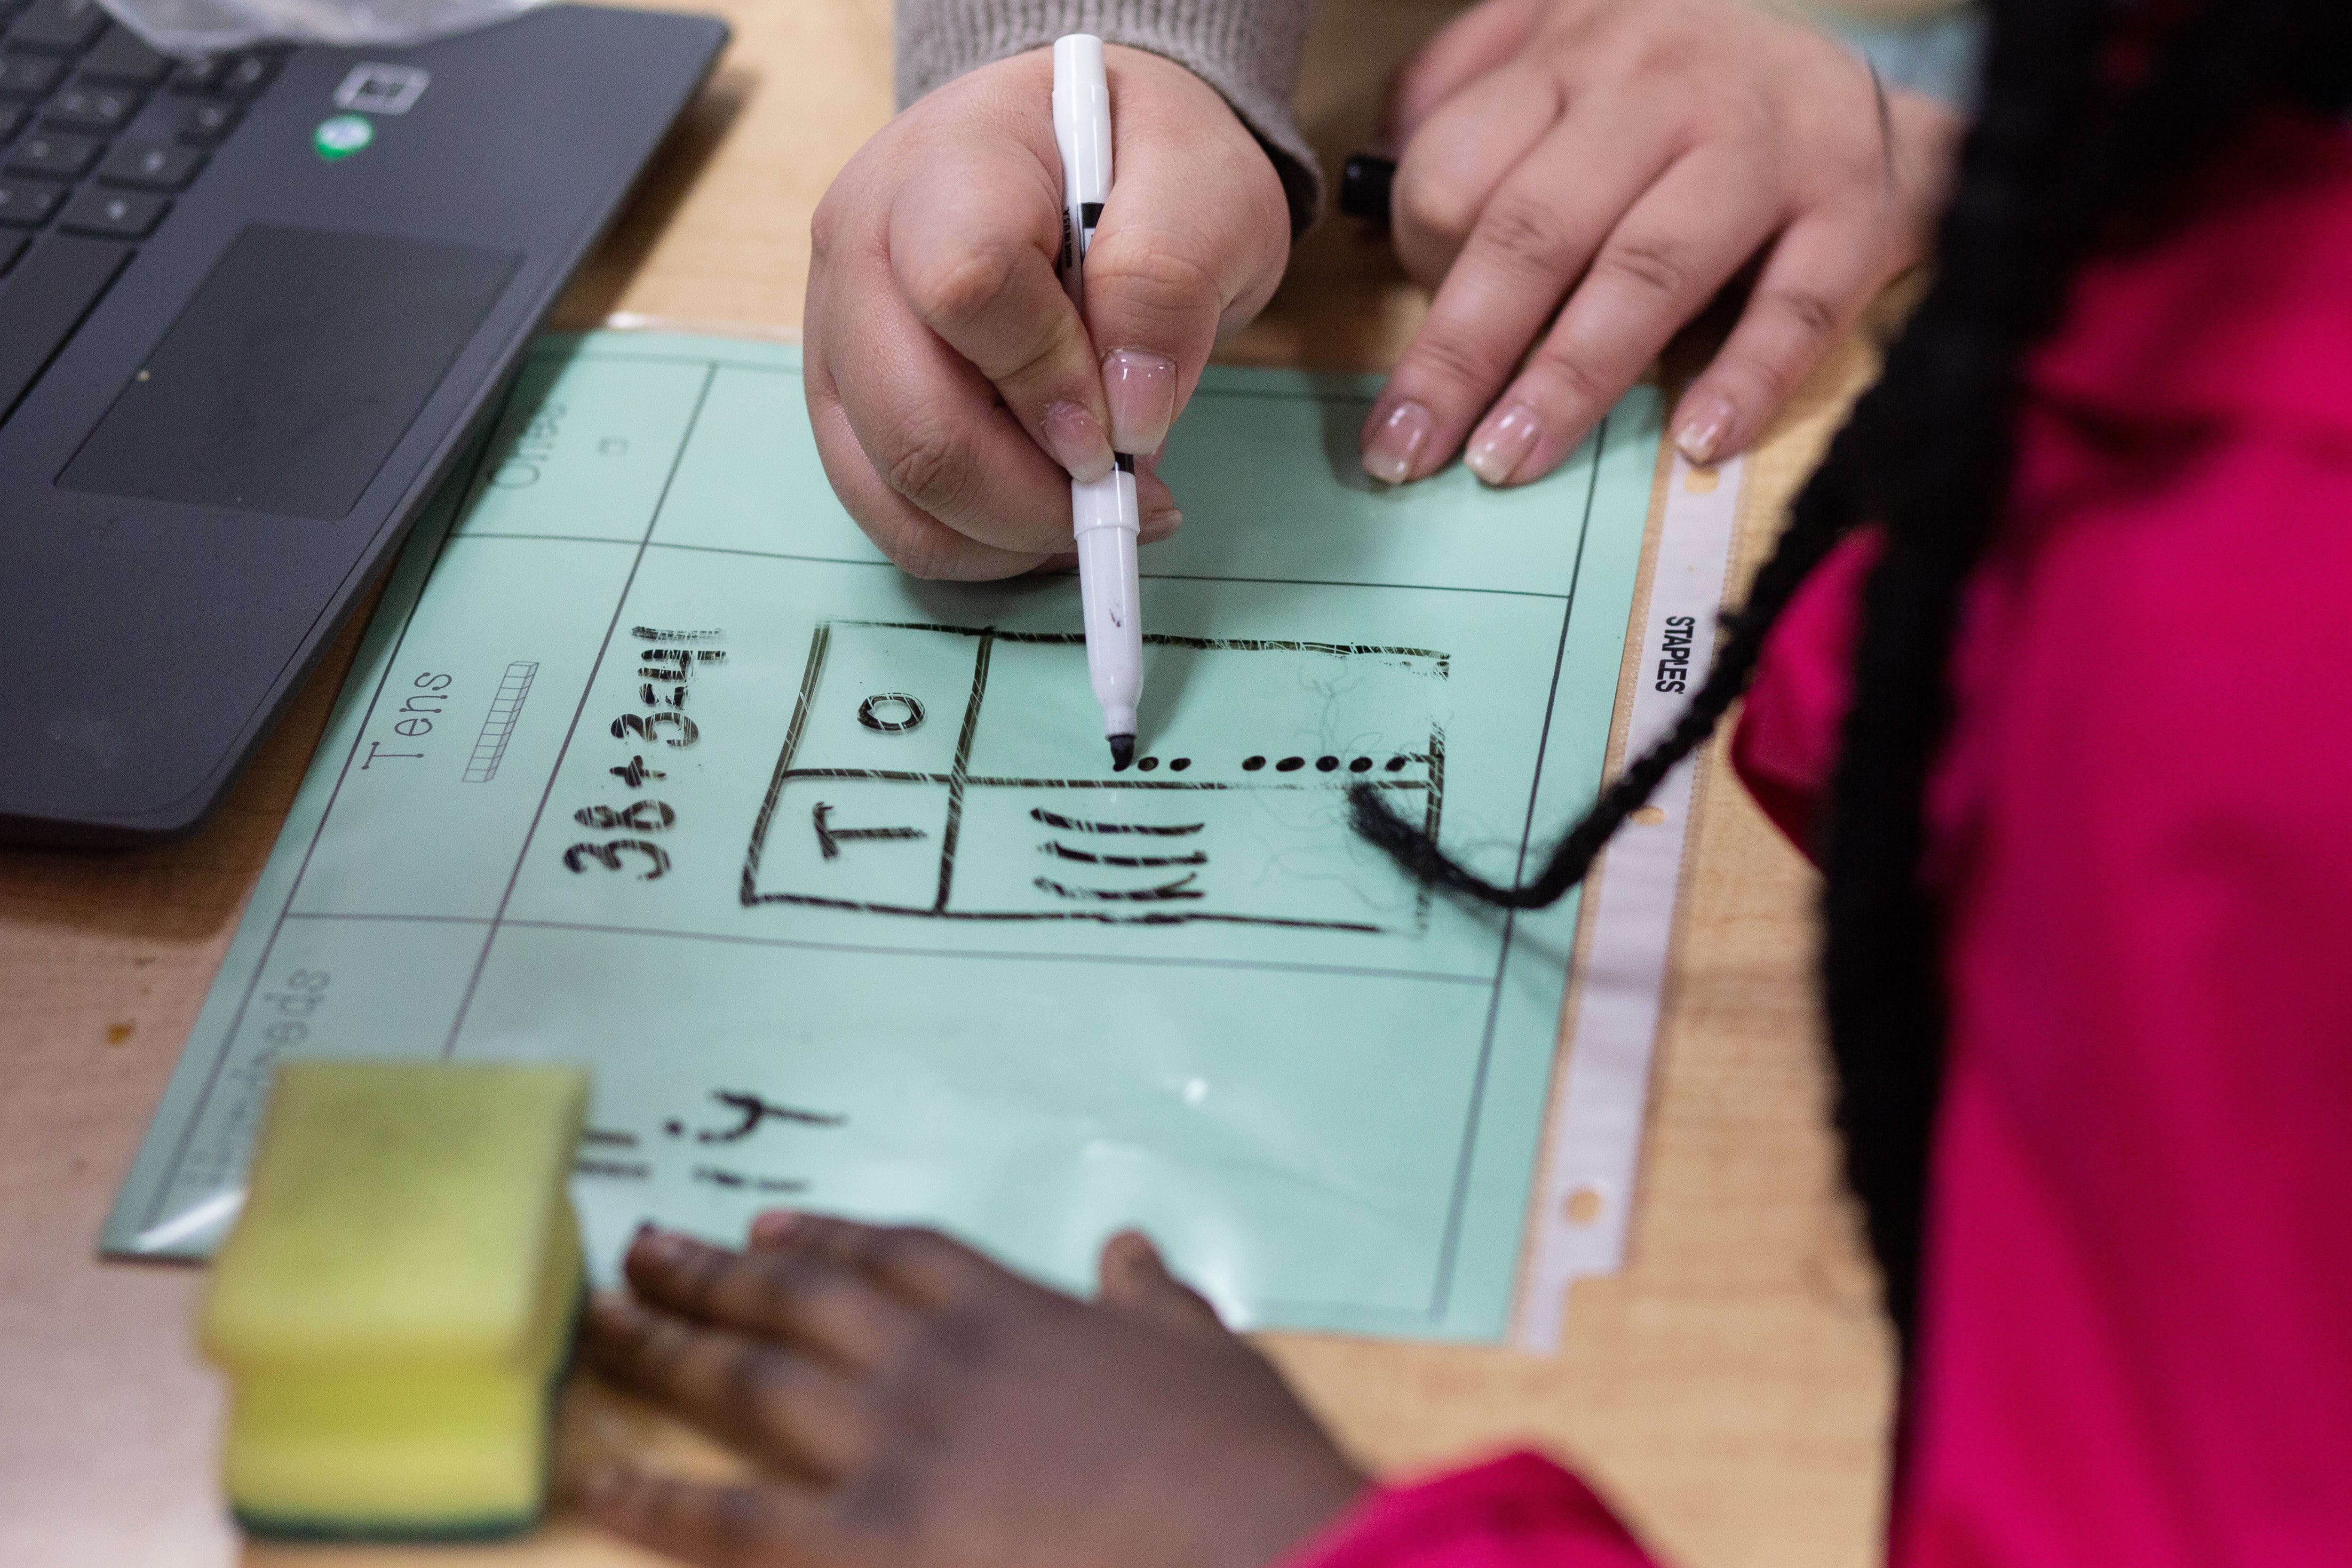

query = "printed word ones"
491;398;566;489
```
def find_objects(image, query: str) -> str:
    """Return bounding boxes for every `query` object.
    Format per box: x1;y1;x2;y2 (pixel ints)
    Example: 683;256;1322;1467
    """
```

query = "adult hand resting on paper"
580;1217;1368;1568
1359;0;1962;487
804;46;1291;580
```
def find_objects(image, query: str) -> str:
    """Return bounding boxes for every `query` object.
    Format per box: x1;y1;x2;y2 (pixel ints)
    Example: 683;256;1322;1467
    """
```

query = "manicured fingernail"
1465;404;1542;486
1674;395;1736;466
1041;400;1114;483
1102;349;1178;456
1140;506;1183;543
1361;399;1432;484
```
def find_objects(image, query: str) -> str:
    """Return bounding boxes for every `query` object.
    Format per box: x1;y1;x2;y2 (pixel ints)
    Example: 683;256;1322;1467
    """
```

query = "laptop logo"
334;63;430;115
313;114;374;159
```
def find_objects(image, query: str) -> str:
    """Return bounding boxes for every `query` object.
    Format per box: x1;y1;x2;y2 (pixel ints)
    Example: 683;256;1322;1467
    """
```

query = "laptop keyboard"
0;0;278;423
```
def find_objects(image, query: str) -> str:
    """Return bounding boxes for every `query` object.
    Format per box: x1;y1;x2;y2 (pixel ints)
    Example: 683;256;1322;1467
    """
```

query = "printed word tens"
361;670;453;769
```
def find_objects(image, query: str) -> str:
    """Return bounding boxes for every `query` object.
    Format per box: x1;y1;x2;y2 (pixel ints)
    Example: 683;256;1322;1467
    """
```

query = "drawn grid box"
745;622;1446;933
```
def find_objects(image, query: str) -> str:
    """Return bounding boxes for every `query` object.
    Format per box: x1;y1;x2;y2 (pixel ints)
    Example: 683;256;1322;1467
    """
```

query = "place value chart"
106;333;1663;1342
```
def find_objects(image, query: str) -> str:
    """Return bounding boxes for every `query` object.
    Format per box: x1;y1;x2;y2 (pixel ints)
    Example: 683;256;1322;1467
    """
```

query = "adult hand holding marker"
1055;35;1142;770
800;40;1290;581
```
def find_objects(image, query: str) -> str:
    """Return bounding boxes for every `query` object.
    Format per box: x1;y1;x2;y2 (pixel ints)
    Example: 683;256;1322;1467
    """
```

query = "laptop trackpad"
60;226;520;521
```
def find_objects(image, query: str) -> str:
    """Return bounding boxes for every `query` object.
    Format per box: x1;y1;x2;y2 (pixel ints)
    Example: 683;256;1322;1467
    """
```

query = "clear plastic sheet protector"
105;332;1661;1342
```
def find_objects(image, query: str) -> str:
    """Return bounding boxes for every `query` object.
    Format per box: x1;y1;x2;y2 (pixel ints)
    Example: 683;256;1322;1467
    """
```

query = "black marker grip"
1338;154;1397;225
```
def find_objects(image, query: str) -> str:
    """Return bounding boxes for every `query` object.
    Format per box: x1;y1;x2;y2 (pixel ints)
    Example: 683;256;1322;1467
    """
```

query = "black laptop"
0;0;725;844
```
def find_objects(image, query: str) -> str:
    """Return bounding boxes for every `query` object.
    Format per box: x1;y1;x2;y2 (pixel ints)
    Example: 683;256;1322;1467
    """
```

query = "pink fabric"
1725;527;1879;852
1290;113;2352;1568
1292;1454;1652;1568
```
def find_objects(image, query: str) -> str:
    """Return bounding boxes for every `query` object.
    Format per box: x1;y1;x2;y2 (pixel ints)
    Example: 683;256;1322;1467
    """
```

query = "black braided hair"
1354;0;2352;1343
1350;426;1868;909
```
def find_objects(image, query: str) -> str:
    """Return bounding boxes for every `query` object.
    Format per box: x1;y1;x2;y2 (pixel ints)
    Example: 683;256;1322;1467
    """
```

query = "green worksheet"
106;333;1661;1342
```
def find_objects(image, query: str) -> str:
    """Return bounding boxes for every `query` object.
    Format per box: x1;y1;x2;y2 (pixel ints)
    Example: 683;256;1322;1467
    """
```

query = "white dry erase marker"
1053;33;1144;771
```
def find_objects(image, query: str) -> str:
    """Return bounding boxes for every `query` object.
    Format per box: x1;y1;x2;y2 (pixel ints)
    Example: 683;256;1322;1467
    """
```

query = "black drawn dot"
664;1120;684;1138
1242;756;1265;771
1386;755;1410;772
857;692;926;733
1170;757;1191;772
1316;755;1340;772
1350;756;1374;773
1137;756;1160;772
1277;756;1305;772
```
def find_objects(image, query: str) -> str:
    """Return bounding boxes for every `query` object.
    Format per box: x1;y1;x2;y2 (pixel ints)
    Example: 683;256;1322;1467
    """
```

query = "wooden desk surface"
0;3;1891;1564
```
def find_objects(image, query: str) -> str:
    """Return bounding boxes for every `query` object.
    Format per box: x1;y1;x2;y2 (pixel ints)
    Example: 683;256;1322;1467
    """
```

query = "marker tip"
1109;734;1136;772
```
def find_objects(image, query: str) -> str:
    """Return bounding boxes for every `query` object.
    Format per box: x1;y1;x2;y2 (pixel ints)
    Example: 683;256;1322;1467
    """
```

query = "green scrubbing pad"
200;1060;589;1540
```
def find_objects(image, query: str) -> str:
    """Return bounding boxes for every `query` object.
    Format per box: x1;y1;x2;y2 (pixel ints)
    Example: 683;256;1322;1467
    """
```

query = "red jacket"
1293;112;2352;1568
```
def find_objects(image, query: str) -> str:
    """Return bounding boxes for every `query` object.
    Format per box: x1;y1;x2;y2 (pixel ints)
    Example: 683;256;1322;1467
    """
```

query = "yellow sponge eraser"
200;1060;589;1541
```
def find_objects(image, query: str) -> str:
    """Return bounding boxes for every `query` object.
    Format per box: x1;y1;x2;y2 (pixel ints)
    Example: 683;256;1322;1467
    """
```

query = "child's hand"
1361;0;1960;486
805;47;1292;580
581;1218;1368;1568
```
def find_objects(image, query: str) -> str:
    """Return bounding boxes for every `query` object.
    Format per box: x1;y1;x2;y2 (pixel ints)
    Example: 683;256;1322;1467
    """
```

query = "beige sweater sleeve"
893;0;1323;234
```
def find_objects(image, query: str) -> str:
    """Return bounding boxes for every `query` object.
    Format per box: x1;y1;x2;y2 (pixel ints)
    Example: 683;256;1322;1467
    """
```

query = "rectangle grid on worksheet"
104;333;1664;1342
744;622;1446;934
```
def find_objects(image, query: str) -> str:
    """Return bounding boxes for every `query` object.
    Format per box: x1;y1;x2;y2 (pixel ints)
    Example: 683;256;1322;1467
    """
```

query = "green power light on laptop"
313;114;373;159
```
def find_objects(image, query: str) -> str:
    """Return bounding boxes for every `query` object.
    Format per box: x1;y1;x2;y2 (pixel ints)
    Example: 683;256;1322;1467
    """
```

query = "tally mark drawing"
740;621;1448;934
